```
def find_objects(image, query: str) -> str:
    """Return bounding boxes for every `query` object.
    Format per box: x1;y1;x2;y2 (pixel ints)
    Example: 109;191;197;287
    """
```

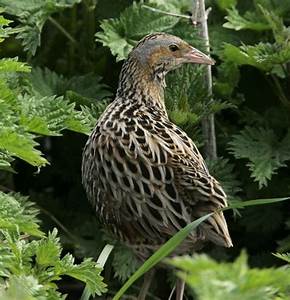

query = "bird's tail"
204;211;233;247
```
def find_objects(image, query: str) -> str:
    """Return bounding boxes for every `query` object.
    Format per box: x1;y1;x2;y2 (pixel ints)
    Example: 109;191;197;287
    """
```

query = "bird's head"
117;33;215;101
131;33;214;76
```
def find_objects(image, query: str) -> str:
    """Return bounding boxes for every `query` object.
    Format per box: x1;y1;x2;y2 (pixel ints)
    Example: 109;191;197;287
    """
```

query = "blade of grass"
97;244;114;268
113;196;289;299
113;213;213;300
226;197;290;210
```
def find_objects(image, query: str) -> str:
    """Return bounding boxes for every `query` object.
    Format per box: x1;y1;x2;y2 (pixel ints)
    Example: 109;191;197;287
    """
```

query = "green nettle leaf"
0;0;81;55
168;251;290;300
166;64;233;128
16;23;43;57
207;100;236;114
35;229;61;266
223;42;290;73
0;127;48;168
112;245;141;282
169;21;201;46
0;193;107;299
223;5;290;76
80;101;108;123
28;68;111;101
0;150;14;172
0;275;43;300
0;192;43;237
0;58;30;73
223;43;262;68
169;110;200;126
258;5;288;44
0;56;103;172
147;0;192;14
55;254;107;296
18;94;95;136
66;73;112;101
228;127;290;188
28;67;67;97
96;2;179;61
255;0;290;17
166;65;207;113
209;23;245;55
0;12;13;43
223;7;270;31
273;253;290;264
81;244;114;300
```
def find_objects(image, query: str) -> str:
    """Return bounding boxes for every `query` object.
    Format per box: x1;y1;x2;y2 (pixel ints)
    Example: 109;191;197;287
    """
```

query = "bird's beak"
184;47;215;65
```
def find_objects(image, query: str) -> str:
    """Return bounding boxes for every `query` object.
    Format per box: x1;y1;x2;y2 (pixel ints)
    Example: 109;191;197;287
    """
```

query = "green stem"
69;5;77;73
142;5;191;19
48;16;76;44
37;205;79;243
271;75;290;110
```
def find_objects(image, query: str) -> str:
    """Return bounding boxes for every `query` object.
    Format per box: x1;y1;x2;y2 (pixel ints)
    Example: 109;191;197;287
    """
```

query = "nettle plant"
1;0;290;299
0;8;108;300
0;192;106;299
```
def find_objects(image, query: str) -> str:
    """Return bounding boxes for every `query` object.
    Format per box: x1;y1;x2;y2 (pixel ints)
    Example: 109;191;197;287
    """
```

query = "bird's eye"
169;44;179;52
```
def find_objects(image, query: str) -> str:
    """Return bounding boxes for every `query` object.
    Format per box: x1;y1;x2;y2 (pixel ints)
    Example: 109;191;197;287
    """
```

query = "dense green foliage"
0;0;290;299
0;192;106;299
169;251;290;300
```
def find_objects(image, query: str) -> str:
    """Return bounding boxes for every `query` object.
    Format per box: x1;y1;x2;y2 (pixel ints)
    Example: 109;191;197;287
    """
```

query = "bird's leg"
138;269;155;300
175;279;185;300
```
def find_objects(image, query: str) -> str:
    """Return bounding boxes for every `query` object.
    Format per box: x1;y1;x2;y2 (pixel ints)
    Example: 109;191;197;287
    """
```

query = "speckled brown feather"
82;33;232;259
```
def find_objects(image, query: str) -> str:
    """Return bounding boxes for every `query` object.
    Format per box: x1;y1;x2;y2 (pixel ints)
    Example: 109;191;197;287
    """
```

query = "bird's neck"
116;55;167;112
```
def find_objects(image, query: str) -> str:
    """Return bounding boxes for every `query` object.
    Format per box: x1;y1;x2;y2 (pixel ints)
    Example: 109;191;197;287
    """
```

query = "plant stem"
142;5;191;19
37;205;79;243
271;75;290;110
192;0;217;160
48;16;76;44
69;5;77;73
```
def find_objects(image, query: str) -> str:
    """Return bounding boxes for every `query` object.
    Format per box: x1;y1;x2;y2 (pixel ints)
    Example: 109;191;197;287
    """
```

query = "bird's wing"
151;119;233;248
82;110;187;244
82;108;232;247
130;113;232;247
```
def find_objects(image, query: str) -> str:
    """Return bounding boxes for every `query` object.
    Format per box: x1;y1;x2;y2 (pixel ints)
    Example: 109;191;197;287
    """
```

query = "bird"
82;32;233;299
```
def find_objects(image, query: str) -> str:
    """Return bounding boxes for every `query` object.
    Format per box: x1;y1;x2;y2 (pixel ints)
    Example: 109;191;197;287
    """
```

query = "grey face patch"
132;34;186;69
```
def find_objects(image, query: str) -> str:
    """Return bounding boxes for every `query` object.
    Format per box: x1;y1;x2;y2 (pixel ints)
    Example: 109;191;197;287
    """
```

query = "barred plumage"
82;33;232;260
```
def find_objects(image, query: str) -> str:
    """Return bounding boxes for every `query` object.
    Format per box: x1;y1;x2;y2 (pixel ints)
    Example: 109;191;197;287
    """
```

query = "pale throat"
116;55;167;111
